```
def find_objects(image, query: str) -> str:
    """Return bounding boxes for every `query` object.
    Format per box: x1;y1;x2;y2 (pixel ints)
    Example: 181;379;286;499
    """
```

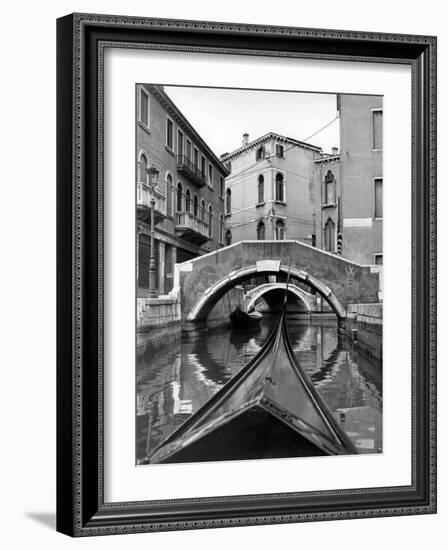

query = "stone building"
220;132;322;245
313;150;342;253
136;84;228;298
337;94;383;265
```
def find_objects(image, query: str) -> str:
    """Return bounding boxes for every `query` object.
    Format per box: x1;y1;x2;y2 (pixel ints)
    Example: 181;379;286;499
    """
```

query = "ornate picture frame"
56;13;436;536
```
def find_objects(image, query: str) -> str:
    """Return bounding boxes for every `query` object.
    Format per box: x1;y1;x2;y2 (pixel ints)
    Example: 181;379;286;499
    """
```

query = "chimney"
242;133;249;146
332;146;339;156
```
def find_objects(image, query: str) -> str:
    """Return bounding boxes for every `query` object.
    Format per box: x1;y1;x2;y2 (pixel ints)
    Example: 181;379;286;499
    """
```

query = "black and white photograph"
135;85;383;465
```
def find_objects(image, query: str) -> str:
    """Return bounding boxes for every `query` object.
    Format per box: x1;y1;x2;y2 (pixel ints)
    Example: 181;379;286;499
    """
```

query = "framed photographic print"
56;13;437;536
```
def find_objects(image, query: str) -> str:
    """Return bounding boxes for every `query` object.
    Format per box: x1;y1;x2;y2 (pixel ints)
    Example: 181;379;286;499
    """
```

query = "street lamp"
147;165;159;298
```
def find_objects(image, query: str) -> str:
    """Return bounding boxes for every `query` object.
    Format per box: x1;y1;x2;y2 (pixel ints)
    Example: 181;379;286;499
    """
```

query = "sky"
162;85;339;158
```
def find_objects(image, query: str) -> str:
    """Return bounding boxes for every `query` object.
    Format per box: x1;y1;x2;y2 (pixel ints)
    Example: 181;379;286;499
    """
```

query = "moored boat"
149;309;357;464
229;304;262;329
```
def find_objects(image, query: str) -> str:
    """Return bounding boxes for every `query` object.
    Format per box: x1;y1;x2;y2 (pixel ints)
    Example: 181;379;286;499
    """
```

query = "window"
324;218;335;251
225;188;231;214
275;219;285;240
166;175;173;216
219;214;224;243
139;88;149;126
225;230;232;246
257;175;264;204
325;170;336;204
275;173;285;202
256;146;265;161
177;130;184;156
194;148;199;167
220;176;224;198
208;206;213;237
373;109;383;150
208;164;213;187
166;118;174;149
193;195;199;217
374;254;383;265
200;199;206;221
186;139;192;160
276;144;284;158
374;178;383;218
185;189;191;212
176;183;183;212
138;153;148;183
257;221;265;240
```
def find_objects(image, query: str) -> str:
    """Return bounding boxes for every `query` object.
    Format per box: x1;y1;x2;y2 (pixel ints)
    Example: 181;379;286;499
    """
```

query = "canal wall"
137;296;181;333
137;285;244;334
345;303;382;361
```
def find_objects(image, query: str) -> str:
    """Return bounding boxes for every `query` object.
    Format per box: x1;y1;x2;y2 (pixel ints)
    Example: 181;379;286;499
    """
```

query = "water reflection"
136;315;382;464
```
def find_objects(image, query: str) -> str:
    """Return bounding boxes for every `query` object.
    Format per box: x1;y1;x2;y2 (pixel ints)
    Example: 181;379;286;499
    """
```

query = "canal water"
136;315;382;464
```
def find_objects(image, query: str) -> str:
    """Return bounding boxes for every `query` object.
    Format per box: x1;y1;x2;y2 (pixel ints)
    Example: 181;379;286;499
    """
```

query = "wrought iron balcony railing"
176;155;207;187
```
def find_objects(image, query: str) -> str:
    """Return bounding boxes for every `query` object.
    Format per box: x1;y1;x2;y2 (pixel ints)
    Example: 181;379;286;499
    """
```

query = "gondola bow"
149;311;357;463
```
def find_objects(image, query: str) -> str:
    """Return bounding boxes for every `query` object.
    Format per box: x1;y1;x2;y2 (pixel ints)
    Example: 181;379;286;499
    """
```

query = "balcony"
176;155;207;187
175;211;209;245
136;182;166;225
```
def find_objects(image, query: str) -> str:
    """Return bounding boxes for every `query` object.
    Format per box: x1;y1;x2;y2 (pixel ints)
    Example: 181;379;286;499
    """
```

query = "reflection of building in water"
334;406;382;453
137;317;382;463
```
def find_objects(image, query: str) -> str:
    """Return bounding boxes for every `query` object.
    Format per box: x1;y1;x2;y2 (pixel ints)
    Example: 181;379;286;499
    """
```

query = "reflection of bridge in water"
136;316;382;462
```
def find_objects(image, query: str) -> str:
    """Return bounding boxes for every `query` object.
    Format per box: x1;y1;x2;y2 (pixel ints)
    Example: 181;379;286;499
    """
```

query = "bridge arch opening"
187;264;346;323
246;283;313;314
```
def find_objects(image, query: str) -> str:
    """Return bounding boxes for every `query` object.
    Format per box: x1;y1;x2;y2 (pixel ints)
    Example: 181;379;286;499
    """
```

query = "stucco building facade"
220;133;322;245
337;94;383;265
313;152;342;253
136;84;228;298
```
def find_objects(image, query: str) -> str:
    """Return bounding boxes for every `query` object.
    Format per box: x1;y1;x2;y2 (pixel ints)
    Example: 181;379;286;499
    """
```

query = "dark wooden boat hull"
229;306;261;329
154;405;328;463
149;312;356;464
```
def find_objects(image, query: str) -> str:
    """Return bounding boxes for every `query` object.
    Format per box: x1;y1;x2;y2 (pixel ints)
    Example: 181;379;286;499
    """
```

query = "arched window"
325;170;336;204
275;219;285;240
324;218;335;251
139;153;148;183
257;221;265;240
185;189;191;212
225;230;232;246
176;182;183;212
225;188;231;214
275;173;285;202
256;146;265;161
219;214;224;243
208;206;213;237
166;174;173;216
193;194;199;217
257;175;264;204
200;199;206;221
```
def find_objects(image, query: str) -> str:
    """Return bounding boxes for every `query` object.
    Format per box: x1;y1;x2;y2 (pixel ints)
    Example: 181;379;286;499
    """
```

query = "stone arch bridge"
173;240;381;327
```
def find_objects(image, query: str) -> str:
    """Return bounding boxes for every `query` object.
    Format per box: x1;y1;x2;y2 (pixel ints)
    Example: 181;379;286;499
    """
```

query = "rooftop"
220;131;322;161
143;85;230;176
